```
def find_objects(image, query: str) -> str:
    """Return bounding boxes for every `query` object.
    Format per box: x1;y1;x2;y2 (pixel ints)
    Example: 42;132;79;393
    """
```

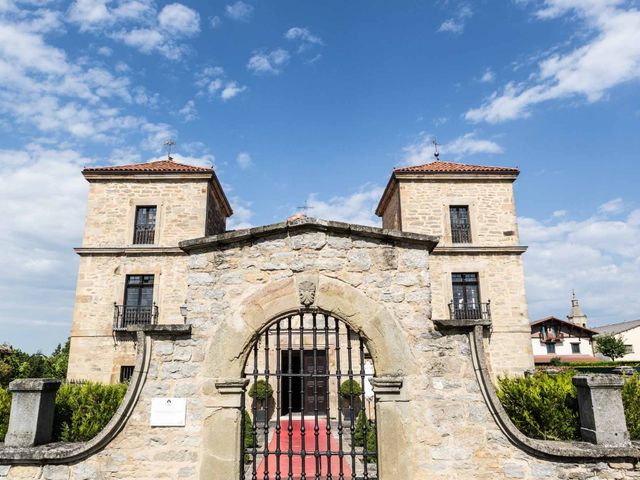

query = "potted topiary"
340;379;362;424
248;380;274;424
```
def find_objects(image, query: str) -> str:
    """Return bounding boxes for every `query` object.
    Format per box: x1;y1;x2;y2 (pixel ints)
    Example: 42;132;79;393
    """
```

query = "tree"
595;333;627;361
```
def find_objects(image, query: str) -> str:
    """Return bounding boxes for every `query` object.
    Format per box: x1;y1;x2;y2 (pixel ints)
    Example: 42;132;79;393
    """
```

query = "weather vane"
164;139;176;161
433;138;440;160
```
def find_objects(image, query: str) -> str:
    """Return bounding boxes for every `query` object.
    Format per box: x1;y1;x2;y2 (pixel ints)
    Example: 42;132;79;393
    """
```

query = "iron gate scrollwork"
241;309;378;479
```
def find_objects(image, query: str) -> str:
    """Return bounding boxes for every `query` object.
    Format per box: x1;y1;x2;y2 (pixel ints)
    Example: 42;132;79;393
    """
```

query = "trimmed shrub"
365;423;377;463
622;374;640;440
549;356;562;366
353;409;368;447
54;382;127;442
497;372;580;441
248;380;273;401
340;379;362;399
242;409;255;463
0;387;10;442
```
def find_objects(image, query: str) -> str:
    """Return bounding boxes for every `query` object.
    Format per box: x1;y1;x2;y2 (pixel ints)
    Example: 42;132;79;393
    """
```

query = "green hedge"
54;383;127;442
0;387;10;442
247;380;273;401
622;375;640;440
497;372;580;441
498;372;640;441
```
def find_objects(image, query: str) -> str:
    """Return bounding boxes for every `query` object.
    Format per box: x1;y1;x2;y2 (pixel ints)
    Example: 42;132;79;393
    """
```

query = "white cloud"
195;66;245;100
599;197;625;215
66;0;200;60
147;152;214;168
225;1;253;21
479;68;495;83
97;45;112;56
520;200;640;325
210;15;221;29
466;1;640;123
178;99;197;121
221;81;246;100
247;48;290;75
0;144;90;351
305;186;385;226
402;132;503;165
438;3;473;34
285;26;323;52
236;152;253;169
158;3;199;36
227;197;254;229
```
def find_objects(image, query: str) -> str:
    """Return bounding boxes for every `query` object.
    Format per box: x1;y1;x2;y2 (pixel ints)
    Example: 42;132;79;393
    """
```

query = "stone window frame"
443;198;477;245
126;198;164;247
115;266;163;324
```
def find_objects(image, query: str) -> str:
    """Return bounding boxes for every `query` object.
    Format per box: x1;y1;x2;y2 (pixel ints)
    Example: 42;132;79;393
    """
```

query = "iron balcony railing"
448;300;491;321
451;224;472;243
133;225;155;245
113;303;158;330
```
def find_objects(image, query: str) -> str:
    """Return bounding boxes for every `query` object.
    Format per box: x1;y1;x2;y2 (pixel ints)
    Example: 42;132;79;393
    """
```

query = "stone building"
3;158;640;479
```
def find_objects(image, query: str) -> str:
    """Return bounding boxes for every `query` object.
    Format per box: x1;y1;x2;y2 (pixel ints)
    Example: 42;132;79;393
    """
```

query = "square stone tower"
67;159;232;382
375;160;534;374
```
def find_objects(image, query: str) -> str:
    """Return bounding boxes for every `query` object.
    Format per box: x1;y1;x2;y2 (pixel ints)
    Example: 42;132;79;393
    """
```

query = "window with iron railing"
114;275;157;330
449;272;491;320
133;206;156;244
450;205;472;244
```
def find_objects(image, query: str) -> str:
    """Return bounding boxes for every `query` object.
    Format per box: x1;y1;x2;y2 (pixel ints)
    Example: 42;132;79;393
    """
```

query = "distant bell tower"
567;291;588;328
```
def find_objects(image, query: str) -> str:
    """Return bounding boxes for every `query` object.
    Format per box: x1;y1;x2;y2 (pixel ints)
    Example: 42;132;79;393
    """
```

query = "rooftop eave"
180;217;440;252
392;171;519;181
82;171;216;181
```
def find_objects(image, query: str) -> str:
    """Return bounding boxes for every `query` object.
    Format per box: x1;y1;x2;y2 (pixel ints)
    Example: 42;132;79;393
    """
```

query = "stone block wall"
81;179;211;248
430;253;534;374
67;254;188;382
394;179;520;247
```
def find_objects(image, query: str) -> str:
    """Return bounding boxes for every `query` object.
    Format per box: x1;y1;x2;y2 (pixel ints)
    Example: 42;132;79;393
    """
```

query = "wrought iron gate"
241;309;378;479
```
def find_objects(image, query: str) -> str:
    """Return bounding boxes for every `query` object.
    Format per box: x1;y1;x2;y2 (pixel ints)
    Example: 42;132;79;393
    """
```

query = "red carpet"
255;418;352;479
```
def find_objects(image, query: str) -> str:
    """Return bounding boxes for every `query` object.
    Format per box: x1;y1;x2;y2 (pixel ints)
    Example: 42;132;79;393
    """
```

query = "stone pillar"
370;376;409;480
572;374;630;446
5;378;61;447
199;378;249;480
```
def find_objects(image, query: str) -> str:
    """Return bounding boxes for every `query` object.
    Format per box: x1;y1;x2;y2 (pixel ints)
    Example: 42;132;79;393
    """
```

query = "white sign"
150;398;186;427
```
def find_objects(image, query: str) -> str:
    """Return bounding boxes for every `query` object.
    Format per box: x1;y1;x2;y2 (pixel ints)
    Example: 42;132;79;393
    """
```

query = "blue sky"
1;0;639;352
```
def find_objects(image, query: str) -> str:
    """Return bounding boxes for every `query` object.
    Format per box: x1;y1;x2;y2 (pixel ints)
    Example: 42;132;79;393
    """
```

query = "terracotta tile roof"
530;317;599;335
83;159;214;174
393;161;519;175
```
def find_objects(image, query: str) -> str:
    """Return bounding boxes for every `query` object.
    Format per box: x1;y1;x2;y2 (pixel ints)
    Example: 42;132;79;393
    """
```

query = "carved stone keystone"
298;280;316;307
572;374;630;446
213;378;249;408
5;378;61;447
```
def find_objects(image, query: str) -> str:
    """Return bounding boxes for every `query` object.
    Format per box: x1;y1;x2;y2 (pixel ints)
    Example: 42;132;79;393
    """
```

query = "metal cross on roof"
164;139;176;160
296;200;314;214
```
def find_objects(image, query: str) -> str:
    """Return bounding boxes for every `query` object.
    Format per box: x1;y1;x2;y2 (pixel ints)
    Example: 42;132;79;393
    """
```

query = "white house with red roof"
530;293;599;364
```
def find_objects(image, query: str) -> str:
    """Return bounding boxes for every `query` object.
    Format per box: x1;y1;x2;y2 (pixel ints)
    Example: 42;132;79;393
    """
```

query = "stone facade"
67;164;231;383
2;224;640;479
376;169;534;375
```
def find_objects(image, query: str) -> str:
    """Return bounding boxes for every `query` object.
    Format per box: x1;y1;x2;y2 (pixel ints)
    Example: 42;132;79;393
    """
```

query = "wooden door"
303;350;327;414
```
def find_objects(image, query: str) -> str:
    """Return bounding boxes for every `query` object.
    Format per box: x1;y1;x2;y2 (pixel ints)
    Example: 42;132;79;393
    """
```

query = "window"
123;275;155;325
546;343;556;354
451;273;481;319
450;206;472;243
133;206;156;244
625;345;634;354
571;343;581;354
120;365;135;383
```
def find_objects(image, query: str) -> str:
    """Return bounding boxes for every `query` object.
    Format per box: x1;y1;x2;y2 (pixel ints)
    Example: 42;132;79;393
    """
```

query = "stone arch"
202;273;417;380
200;273;415;480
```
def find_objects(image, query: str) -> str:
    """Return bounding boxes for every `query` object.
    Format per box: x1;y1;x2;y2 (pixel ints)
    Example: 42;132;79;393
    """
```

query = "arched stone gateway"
241;308;378;479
